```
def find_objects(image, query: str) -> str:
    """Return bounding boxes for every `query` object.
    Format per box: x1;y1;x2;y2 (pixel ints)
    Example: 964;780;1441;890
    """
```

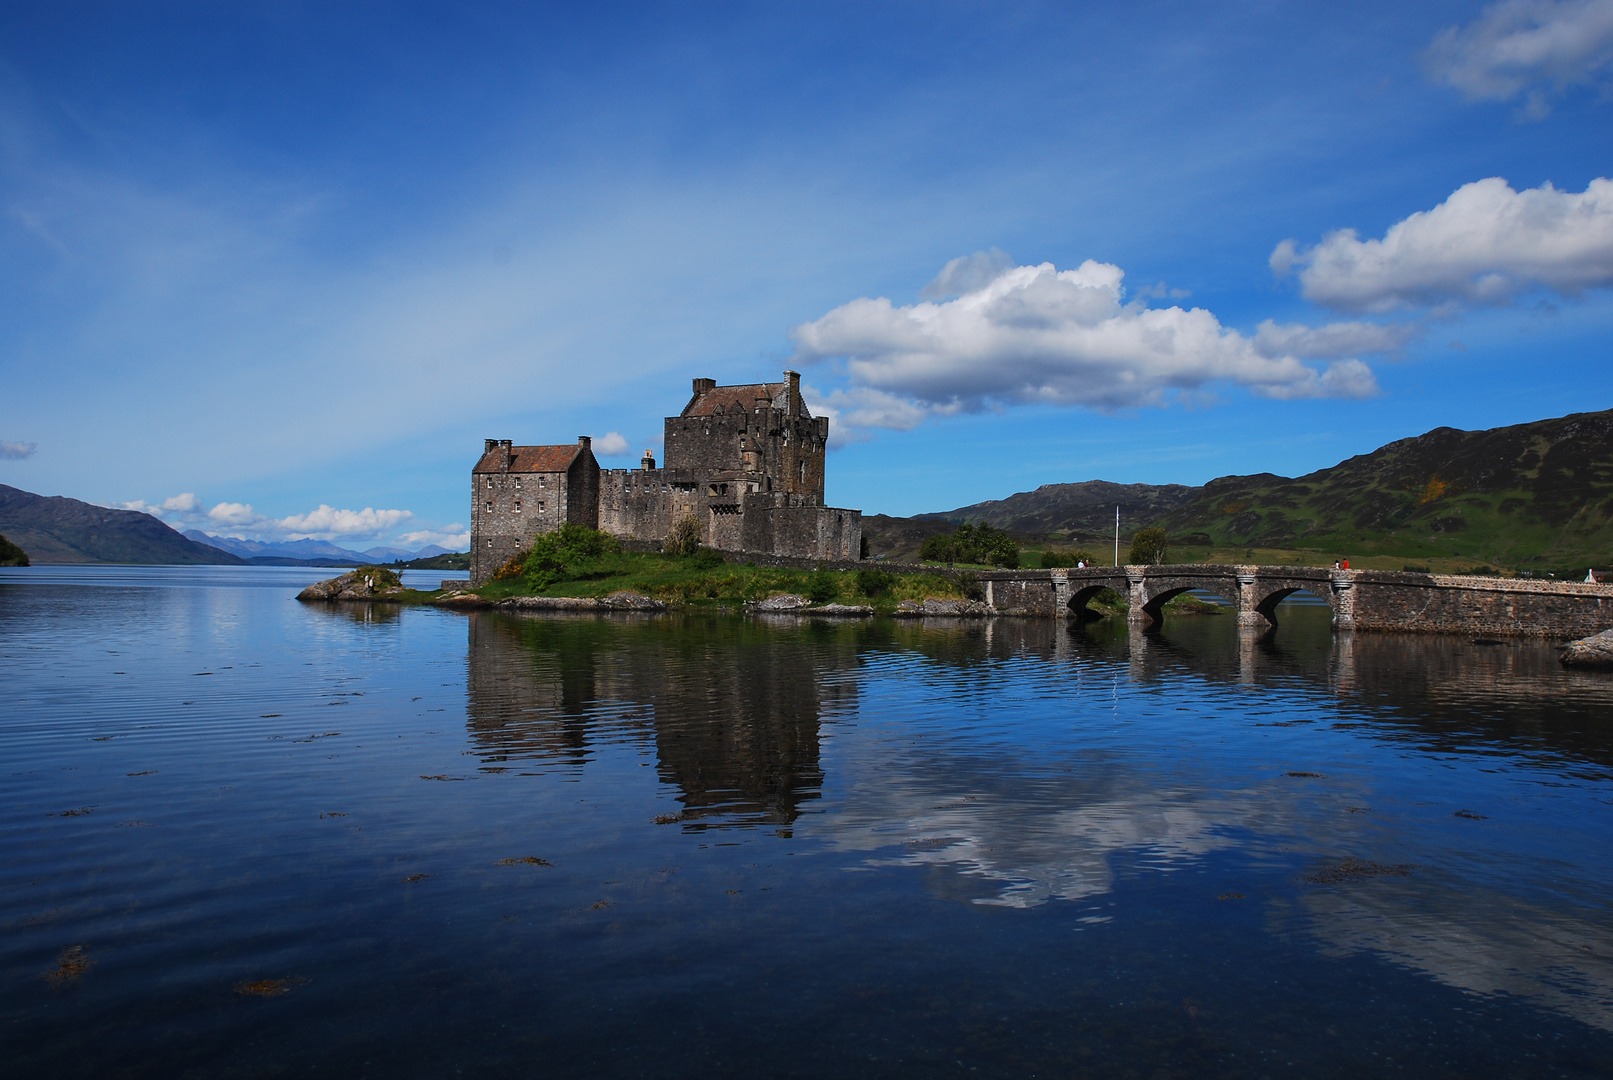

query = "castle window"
514;499;522;513
486;477;493;488
515;478;521;489
537;501;546;512
485;500;493;512
487;539;493;548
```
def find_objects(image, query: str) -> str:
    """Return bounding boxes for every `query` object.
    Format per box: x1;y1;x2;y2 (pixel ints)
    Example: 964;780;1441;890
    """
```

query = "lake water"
3;565;1613;1078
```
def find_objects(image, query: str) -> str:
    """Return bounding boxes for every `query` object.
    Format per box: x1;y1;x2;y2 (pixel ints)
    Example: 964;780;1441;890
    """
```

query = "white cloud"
789;258;1378;435
919;248;1014;299
276;505;414;540
1252;320;1419;359
1424;0;1613;117
400;527;471;551
208;501;261;528
592;431;630;456
1274;177;1613;313
0;440;37;459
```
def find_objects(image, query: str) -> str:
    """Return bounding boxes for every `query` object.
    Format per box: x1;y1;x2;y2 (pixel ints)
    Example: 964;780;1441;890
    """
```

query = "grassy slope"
1153;408;1613;572
0;485;245;565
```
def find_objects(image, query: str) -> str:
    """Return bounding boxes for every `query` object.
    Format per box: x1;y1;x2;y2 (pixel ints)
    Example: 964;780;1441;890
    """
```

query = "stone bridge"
976;564;1613;639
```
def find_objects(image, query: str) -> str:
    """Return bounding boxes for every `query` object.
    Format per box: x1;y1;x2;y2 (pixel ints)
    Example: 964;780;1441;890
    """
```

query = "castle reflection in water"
461;608;1613;836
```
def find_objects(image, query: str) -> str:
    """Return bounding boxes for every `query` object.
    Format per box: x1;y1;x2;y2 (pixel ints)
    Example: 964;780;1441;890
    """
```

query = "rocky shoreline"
295;572;995;618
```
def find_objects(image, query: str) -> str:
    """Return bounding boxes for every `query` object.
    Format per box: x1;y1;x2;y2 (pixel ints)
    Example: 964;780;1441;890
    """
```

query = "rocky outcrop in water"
496;591;665;612
1560;629;1613;669
297;569;404;601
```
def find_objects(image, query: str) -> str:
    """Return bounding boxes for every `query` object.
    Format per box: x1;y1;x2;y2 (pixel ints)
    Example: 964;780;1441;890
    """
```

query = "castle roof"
473;444;582;474
681;381;811;419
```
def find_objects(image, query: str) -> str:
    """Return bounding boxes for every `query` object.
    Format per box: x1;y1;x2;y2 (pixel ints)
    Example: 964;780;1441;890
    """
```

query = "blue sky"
2;1;1610;550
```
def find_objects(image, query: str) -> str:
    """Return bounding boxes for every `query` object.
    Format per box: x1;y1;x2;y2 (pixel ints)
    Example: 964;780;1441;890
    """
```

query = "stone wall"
1348;570;1613;639
471;469;573;584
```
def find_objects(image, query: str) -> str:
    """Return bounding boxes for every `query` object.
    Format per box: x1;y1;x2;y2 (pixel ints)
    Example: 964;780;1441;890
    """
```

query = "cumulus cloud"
1274;177;1613;312
1424;0;1613;117
789;258;1379;435
120;492;200;516
0;440;37;459
276;505;414;539
592;431;630;456
920;248;1014;299
208;501;261;528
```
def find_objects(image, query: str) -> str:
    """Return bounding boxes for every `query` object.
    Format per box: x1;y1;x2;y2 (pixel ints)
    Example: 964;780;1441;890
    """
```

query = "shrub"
519;524;623;587
1040;549;1095;568
920;522;1019;567
353;565;402;589
1128;527;1169;565
687;546;726;570
666;513;703;557
806;566;840;603
855;568;895;597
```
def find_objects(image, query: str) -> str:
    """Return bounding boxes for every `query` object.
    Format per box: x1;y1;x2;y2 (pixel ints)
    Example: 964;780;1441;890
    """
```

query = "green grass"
471;550;967;612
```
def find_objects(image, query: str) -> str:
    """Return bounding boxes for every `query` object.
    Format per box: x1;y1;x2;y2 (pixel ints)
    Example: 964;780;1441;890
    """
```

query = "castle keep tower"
470;371;860;584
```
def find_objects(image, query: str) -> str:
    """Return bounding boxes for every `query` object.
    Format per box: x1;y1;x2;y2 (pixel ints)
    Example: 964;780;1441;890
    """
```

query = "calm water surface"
3;565;1613;1078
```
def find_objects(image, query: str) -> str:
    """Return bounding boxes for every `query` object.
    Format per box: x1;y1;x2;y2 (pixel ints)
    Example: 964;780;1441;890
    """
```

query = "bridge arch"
1139;583;1239;624
1067;583;1121;621
1248;581;1337;627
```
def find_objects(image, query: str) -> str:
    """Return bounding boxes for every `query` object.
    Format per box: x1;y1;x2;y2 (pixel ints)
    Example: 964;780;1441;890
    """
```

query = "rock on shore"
894;598;992;617
496;591;665;612
1560;629;1613;669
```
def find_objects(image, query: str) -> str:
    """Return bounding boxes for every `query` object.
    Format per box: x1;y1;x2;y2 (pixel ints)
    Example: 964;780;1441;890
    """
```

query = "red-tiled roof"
473;444;581;473
683;381;810;418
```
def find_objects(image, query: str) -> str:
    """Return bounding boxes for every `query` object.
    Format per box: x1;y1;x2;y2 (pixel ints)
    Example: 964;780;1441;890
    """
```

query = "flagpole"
1114;506;1119;567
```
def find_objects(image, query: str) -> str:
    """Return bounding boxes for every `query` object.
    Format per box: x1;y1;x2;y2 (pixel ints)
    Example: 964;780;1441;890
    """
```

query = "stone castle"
470;371;862;583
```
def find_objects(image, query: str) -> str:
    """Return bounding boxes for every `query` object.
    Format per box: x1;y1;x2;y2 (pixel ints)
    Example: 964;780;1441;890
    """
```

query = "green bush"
1040;548;1095;568
920;522;1020;567
1127;527;1169;565
687;546;726;569
521;524;623;587
806;566;840;603
855;568;896;597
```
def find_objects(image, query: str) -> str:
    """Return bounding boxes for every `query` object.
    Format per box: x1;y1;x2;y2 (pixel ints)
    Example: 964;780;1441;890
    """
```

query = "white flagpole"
1114;506;1119;567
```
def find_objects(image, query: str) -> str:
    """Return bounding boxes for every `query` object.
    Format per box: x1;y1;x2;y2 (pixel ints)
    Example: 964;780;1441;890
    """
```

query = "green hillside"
1155;409;1613;572
0;485;244;565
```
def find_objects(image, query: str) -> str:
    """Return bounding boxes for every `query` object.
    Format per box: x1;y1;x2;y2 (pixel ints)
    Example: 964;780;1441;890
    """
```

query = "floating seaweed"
1454;809;1488;820
55;807;93;817
1216;893;1245;900
401;873;432;883
496;856;553;866
1286;771;1324;778
653;812;684;825
233;976;305;997
43;945;91;985
1305;858;1415;884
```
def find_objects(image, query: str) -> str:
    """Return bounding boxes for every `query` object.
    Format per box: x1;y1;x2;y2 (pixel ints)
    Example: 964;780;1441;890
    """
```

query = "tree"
1128;527;1169;565
920;522;1020;568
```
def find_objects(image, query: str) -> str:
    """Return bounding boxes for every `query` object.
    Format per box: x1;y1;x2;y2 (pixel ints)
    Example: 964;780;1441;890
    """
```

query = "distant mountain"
184;532;361;561
0;485;244;565
1155;407;1613;570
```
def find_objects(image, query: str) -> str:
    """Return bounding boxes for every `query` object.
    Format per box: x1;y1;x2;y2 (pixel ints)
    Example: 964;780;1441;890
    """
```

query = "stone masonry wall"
471;469;571;584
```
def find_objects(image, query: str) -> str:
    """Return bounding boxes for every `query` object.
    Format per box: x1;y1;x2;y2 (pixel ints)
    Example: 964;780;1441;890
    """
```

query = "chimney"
692;377;716;395
642;449;656;470
785;369;801;417
485;438;499;453
578;435;592;452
